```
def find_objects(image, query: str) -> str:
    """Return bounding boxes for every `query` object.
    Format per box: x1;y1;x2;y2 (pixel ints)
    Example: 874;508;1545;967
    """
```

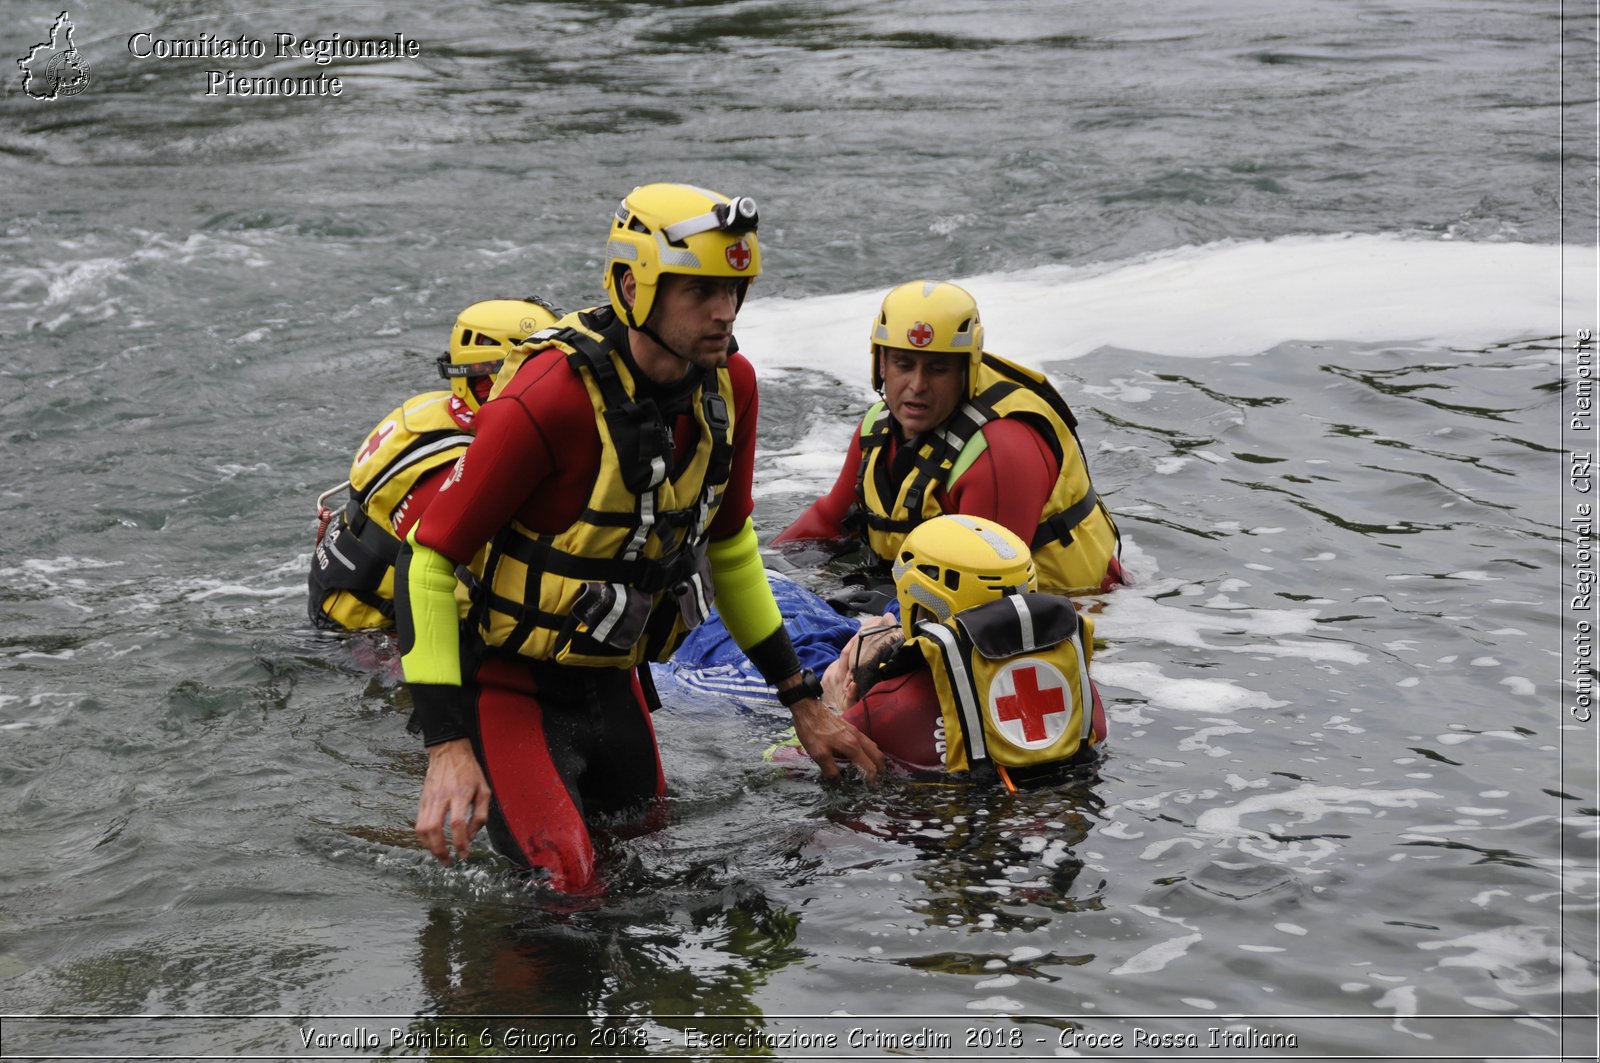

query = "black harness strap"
1031;488;1102;550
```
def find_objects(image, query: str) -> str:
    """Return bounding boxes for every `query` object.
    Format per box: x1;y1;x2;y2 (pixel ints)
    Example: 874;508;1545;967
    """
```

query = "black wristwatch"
776;667;824;708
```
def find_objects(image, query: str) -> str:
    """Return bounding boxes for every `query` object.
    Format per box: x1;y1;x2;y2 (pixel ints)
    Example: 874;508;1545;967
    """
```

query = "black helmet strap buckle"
660;196;759;244
438;352;504;380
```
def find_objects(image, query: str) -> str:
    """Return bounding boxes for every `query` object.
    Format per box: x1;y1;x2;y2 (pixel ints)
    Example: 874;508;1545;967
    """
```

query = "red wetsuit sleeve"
389;464;452;542
412;349;584;563
708;354;759;541
772;425;863;544
844;668;945;773
941;417;1060;545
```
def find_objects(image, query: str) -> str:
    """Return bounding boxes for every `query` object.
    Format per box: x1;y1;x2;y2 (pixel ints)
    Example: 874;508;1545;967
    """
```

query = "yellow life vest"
854;352;1121;594
470;308;736;668
309;391;474;631
908;592;1100;773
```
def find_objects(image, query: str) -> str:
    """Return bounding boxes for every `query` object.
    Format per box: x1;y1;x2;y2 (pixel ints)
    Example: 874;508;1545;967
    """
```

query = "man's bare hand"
414;738;491;864
789;697;885;783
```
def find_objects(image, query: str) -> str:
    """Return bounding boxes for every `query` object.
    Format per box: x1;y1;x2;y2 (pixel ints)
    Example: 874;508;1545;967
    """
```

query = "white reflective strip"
591;582;629;643
325;535;358;572
689;572;712;619
648;455;666;488
906;582;952;622
606;238;640;261
1009;594;1036;651
922;622;986;764
1071;632;1094;741
695;492;713;539
655;233;702;268
623;492;655;561
946;513;1020;559
364;434;474;498
661;210;721;243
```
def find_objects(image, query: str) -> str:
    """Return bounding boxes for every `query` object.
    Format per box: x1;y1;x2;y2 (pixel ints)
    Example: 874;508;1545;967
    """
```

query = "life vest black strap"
1031;488;1101;551
307;499;405;627
700;390;732;487
480;583;685;665
861;511;922;535
344;498;402;566
853;410;893;520
575;505;700;530
489;525;702;595
309;499;402;594
981;352;1079;431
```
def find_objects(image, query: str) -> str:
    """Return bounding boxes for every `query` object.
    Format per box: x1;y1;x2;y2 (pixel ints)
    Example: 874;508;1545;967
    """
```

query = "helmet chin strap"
634;318;695;366
621;271;695;367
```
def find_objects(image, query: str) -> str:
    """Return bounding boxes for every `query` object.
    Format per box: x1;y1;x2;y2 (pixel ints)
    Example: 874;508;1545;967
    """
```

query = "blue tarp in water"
656;572;863;711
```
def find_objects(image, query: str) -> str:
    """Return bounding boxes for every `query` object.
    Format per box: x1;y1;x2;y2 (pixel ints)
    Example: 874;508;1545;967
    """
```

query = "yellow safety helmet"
603;183;761;329
438;296;561;411
869;280;986;395
893;514;1036;636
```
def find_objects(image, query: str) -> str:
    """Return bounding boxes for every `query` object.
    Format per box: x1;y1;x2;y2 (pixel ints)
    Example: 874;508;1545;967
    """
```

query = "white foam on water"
0;556;122;579
3;230;275;330
0;691;87;730
1093;661;1285;714
1417;927;1585;997
1111;906;1204;977
1192;785;1442;868
738;236;1579;386
754;420;860;498
1094;579;1367;665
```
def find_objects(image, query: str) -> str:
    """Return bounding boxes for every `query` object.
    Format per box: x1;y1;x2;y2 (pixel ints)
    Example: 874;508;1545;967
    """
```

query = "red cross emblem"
356;421;396;463
906;321;934;348
725;239;752;271
990;660;1070;748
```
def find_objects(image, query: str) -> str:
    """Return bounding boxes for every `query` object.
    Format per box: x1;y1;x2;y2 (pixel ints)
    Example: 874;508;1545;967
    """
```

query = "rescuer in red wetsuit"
309;297;561;632
395;184;883;891
774;515;1107;784
774;280;1125;595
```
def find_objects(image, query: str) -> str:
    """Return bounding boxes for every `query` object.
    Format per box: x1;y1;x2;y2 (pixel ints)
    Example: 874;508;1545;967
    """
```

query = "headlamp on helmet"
603;183;762;329
893;514;1036;636
869;280;986;396
437;295;562;412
